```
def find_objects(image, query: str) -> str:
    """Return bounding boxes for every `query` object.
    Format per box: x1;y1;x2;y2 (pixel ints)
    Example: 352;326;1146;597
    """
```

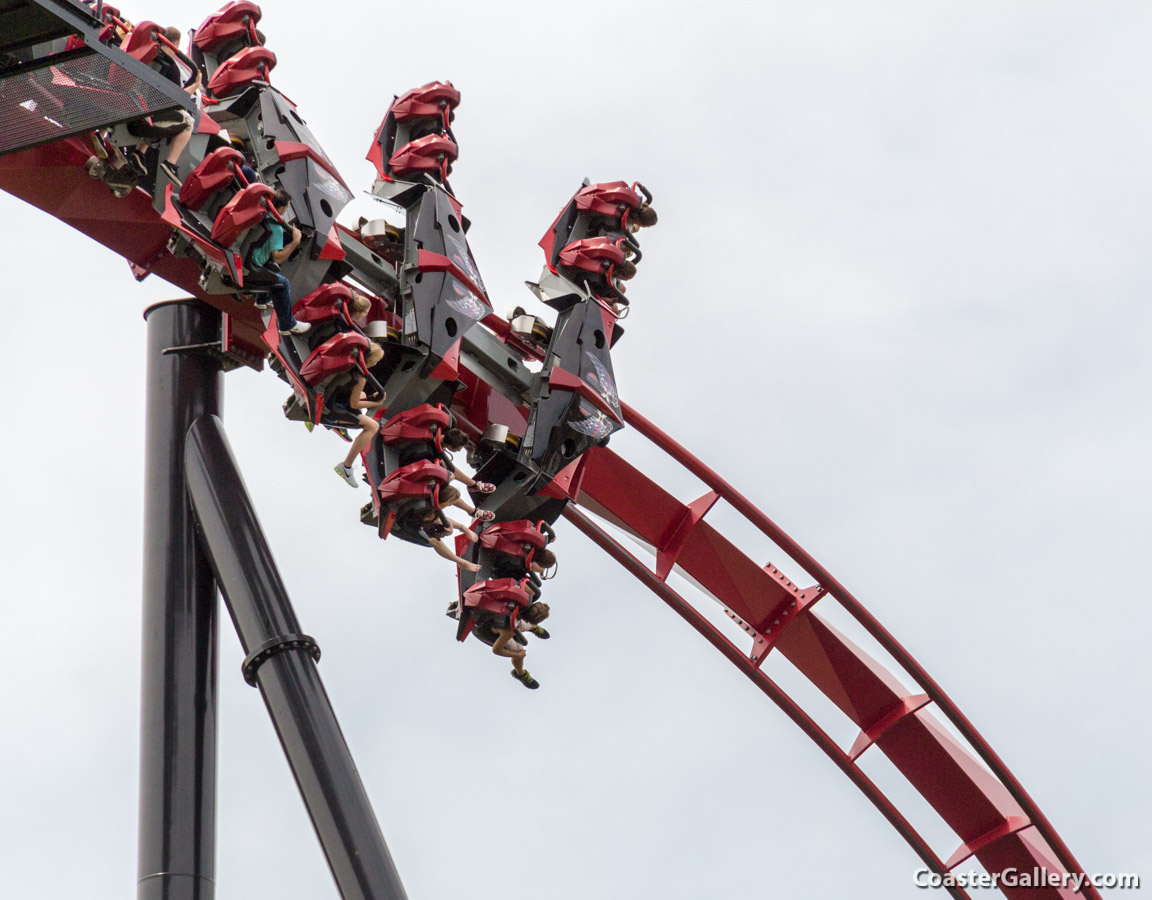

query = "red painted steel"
0;140;263;358
562;506;970;900
563;406;1099;900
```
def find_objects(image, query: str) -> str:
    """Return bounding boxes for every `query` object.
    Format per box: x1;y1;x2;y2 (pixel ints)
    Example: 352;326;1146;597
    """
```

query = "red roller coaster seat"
574;181;642;221
293;283;354;324
119;21;162;64
377;459;450;503
210;181;274;247
207;46;276;98
478;520;550;564
390;81;459;123
455;577;535;643
375;460;451;540
374;460;451;539
299;331;371;387
379;403;453;449
180;146;245;211
557;236;627;276
193;1;263;54
388;134;457;179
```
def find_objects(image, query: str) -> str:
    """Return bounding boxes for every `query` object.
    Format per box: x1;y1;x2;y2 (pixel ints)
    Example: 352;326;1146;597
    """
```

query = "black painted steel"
139;300;223;900
2;1;197;156
184;414;408;900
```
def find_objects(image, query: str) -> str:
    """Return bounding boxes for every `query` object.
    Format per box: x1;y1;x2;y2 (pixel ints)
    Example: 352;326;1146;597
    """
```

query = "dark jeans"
268;272;294;331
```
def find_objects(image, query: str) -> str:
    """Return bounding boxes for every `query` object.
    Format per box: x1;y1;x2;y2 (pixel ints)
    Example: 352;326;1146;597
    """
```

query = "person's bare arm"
271;225;301;263
348;375;386;410
491;629;524;658
445;517;478;542
429;537;480;572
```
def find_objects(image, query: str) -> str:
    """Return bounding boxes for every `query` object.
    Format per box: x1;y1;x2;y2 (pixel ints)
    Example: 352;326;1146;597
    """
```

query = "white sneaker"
280;320;312;335
334;463;358;488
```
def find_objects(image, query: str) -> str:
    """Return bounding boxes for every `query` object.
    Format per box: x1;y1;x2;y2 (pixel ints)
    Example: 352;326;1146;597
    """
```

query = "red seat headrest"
120;21;162;64
180;146;245;210
194;1;263;54
390;81;460;122
207;46;276;98
299;331;371;387
210;181;274;247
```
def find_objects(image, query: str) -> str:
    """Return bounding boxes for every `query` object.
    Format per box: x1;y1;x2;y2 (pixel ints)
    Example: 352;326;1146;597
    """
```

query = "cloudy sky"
2;1;1149;897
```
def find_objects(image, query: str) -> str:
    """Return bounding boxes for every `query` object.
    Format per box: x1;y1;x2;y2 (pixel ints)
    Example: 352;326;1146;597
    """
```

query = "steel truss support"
184;414;407;900
139;300;223;900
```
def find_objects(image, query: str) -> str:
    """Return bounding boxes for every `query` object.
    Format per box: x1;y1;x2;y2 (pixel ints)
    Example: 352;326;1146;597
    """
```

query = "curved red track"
552;402;1095;900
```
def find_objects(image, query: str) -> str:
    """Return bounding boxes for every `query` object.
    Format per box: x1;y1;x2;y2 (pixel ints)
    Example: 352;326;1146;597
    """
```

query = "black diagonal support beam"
183;414;408;900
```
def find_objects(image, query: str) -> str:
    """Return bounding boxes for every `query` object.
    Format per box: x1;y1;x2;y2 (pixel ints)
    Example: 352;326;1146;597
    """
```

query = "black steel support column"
183;414;408;900
139;300;223;900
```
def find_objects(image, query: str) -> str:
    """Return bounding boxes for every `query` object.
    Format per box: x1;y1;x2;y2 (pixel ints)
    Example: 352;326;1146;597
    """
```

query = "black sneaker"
159;160;182;186
529;626;550;640
511;669;540;690
128;150;148;176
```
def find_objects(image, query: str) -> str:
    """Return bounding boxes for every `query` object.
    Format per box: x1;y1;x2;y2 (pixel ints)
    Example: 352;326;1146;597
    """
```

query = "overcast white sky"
2;1;1150;898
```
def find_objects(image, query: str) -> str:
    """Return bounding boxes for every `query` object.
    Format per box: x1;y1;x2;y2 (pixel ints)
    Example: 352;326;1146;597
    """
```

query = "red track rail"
563;403;1097;900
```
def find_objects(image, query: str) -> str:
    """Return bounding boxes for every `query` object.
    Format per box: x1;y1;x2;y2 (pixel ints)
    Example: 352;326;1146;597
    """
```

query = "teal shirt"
251;222;284;268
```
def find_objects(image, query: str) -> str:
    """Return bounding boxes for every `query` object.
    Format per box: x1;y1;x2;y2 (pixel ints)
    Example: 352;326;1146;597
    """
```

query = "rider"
332;343;387;487
397;504;481;573
436;484;494;523
476;601;550;690
250;189;311;335
397;428;496;501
